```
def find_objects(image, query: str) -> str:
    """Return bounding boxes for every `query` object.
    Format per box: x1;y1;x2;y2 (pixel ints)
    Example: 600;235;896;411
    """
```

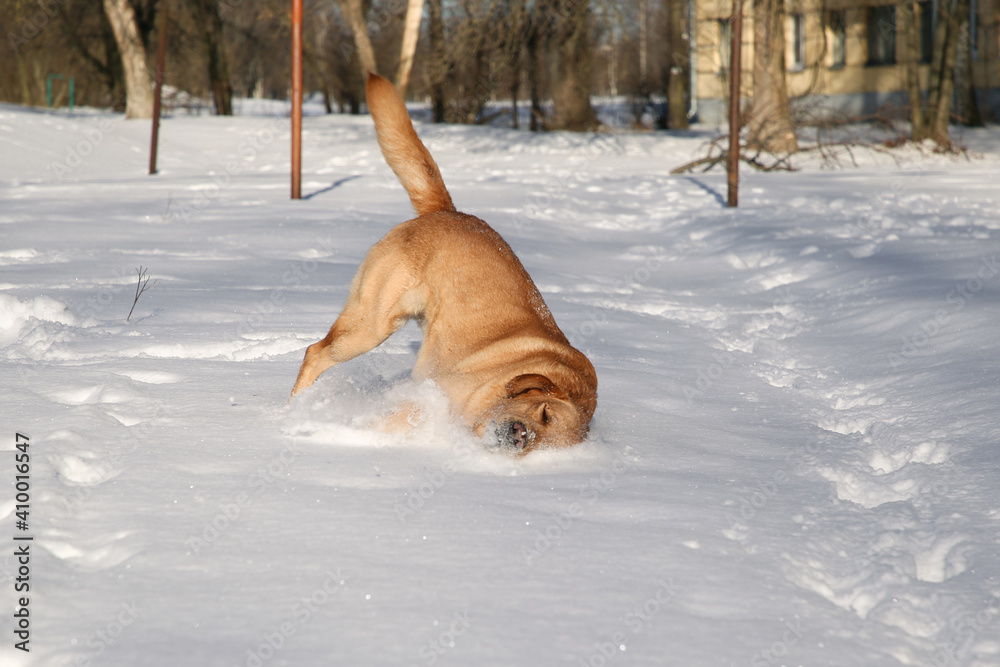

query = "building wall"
692;0;1000;125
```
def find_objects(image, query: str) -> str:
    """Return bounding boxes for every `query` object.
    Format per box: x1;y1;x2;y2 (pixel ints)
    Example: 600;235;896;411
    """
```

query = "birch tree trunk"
394;0;425;95
338;0;377;76
102;0;153;118
748;0;797;153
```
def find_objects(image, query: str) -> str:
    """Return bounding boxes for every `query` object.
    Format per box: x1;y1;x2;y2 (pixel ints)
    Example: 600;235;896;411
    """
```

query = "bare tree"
956;0;984;127
338;0;378;76
638;0;649;93
322;9;366;114
665;0;689;129
902;0;928;140
304;5;336;113
427;0;447;121
922;0;964;147
190;0;232;115
103;0;154;118
548;0;598;130
747;0;797;153
500;0;530;128
59;3;124;105
526;0;549;130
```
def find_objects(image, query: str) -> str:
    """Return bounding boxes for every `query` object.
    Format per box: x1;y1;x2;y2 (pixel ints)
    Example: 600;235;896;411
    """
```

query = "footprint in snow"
812;416;951;509
44;383;131;406
781;526;970;631
36;530;139;571
114;369;183;384
48;452;121;487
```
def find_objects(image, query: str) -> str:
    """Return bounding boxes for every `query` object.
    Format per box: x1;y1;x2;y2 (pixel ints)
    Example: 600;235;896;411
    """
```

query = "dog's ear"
505;374;567;400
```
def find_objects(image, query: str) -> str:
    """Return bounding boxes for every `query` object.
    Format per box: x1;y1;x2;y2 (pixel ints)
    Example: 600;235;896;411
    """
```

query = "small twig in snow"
127;266;157;321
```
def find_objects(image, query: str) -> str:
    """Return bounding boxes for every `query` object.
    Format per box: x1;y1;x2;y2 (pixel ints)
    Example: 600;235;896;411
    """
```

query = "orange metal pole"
291;0;303;199
149;7;168;175
727;0;742;208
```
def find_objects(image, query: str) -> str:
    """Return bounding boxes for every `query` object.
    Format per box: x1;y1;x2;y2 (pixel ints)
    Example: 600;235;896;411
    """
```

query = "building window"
829;10;846;68
791;13;806;69
867;6;897;65
718;18;731;74
919;1;933;64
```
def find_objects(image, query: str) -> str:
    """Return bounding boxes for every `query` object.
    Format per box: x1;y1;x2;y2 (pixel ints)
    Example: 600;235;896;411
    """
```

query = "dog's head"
482;374;592;455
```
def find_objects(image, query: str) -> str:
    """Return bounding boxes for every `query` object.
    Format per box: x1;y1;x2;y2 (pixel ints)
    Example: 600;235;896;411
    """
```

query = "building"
692;0;1000;125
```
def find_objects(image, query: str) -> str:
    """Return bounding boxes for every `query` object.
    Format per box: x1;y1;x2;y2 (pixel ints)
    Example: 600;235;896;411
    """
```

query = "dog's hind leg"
291;245;424;397
290;318;394;397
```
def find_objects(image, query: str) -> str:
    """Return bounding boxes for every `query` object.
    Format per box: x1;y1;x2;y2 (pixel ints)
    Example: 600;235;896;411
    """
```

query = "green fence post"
46;74;64;108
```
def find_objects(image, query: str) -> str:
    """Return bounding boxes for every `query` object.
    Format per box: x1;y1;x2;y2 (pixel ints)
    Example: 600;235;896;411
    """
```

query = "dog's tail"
366;73;456;216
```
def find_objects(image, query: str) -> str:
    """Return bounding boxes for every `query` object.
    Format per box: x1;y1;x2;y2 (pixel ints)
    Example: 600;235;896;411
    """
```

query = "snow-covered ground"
1;101;999;667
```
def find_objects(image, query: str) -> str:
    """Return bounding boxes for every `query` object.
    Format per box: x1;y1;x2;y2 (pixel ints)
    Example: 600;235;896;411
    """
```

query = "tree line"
1;0;991;148
1;0;691;131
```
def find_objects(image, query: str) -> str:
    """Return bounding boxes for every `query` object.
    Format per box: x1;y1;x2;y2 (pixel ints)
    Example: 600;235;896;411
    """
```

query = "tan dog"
291;73;597;453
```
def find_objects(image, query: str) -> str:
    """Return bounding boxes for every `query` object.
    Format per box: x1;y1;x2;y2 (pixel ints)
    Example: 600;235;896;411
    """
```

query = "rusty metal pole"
291;0;303;199
149;6;168;175
726;0;742;208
